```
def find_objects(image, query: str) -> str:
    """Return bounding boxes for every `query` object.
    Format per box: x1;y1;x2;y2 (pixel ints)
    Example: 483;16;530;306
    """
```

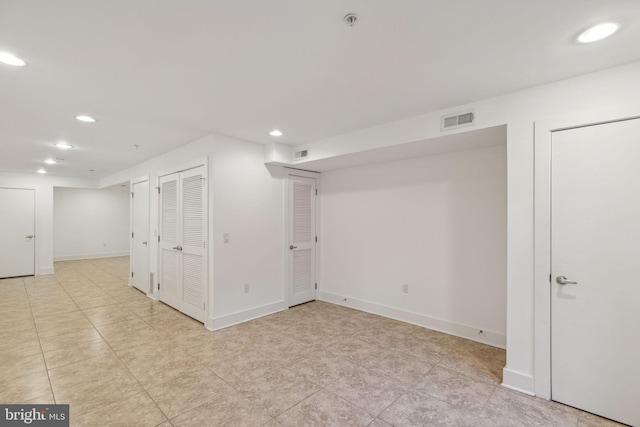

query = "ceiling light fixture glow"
37;169;47;174
44;159;57;165
54;142;74;149
269;129;283;137
577;22;620;43
76;115;96;123
0;51;26;66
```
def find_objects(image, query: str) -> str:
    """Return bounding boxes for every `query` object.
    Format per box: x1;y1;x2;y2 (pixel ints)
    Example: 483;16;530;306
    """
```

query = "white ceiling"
1;0;639;179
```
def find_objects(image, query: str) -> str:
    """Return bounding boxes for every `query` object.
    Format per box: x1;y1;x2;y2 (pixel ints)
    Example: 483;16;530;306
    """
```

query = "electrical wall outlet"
402;284;409;293
244;283;250;293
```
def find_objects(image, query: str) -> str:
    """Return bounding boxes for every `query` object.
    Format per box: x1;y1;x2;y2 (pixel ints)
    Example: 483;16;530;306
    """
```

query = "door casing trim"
533;107;640;399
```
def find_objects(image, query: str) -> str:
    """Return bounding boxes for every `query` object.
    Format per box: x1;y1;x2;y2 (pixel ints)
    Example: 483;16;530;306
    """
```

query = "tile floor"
0;257;624;427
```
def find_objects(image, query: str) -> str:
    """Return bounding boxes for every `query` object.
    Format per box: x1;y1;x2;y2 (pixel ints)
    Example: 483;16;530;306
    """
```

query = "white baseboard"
319;291;506;349
502;367;535;395
54;251;130;262
37;267;55;275
206;301;287;331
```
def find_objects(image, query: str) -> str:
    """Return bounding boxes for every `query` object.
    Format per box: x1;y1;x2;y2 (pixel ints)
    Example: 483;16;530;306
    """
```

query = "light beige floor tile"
578;411;627;426
25;392;56;404
437;345;505;384
0;329;42;358
480;386;579;427
276;389;374;427
287;352;359;387
82;304;139;326
368;418;393;427
72;391;166;427
96;318;164;351
43;338;113;370
362;349;435;387
0;353;47;380
206;349;282;386
0;371;52;403
413;365;497;411
379;389;484;427
325;366;405;417
170;389;272;427
52;369;143;415
327;338;383;365
38;326;103;353
33;310;91;334
145;366;234;419
238;367;321;417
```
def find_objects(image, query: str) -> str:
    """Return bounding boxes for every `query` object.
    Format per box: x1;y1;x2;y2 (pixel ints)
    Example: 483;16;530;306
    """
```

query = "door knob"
172;246;182;251
556;276;578;285
142;241;148;245
289;245;298;250
25;235;34;239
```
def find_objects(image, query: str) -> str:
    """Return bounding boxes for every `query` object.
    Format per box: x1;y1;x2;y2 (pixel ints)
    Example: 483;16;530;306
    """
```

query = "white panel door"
131;179;150;293
551;118;640;426
159;173;182;310
158;166;207;322
0;188;35;278
288;176;316;306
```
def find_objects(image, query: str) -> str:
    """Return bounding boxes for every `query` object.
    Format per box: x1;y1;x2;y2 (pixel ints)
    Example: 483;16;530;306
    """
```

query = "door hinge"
315;189;318;196
158;236;160;242
157;187;160;194
315;283;317;290
131;271;134;278
131;232;134;238
315;236;317;243
549;273;552;283
131;192;134;198
158;283;160;290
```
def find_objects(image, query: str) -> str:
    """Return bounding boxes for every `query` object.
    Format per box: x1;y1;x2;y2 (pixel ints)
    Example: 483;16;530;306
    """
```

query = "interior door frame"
130;175;150;290
284;168;321;308
533;107;640;400
156;157;209;323
0;187;36;278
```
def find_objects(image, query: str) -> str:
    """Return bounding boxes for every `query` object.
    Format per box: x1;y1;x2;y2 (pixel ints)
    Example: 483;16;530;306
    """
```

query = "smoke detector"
344;13;358;27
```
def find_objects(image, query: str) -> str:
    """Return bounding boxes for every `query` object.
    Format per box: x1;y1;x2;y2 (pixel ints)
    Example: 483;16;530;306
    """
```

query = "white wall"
288;60;640;395
53;187;130;261
320;144;507;347
100;134;285;329
0;172;98;274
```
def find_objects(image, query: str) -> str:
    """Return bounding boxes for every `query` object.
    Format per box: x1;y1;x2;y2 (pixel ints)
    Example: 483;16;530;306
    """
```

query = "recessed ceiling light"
44;159;57;165
577;22;620;43
37;169;47;174
0;51;26;67
269;129;283;137
54;142;74;149
76;115;96;123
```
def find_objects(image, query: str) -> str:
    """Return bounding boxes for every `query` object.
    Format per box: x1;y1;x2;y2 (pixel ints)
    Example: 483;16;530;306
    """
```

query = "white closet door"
178;166;206;322
131;179;150;293
159;173;182;309
551;118;640;426
288;176;317;306
0;188;35;278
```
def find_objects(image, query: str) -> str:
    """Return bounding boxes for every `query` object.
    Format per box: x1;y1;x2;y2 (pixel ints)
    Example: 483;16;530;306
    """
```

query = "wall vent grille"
441;111;475;131
294;149;309;160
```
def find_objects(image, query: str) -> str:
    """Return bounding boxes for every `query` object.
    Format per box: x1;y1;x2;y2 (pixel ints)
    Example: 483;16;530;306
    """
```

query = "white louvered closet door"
288;176;317;306
158;166;207;323
159;173;182;310
178;166;207;322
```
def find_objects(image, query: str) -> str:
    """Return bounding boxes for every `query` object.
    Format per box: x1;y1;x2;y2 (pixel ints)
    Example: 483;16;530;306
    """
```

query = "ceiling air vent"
441;111;475;131
294;149;309;160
